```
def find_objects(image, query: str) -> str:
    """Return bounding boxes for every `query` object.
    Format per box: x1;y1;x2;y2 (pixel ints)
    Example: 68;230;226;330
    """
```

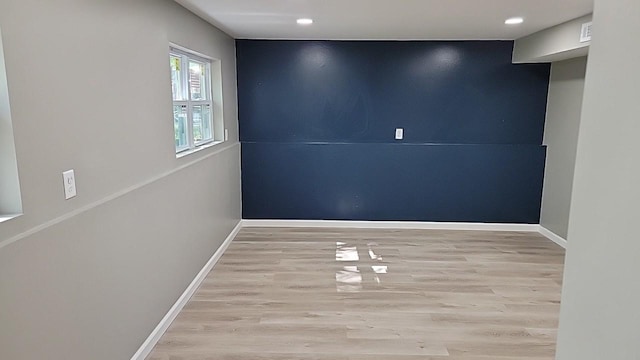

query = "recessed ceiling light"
505;17;524;25
297;18;313;25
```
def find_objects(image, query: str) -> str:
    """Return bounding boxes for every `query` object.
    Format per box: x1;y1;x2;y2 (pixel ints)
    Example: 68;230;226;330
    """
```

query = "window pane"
202;104;212;141
174;105;188;150
189;60;207;101
192;104;212;143
170;55;184;101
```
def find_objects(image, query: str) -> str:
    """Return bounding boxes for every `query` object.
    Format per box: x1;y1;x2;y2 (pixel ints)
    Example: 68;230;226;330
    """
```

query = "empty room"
1;0;638;359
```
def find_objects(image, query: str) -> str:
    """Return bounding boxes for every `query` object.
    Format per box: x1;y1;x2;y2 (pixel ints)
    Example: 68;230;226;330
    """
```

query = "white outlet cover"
62;169;77;200
395;128;404;140
580;22;592;43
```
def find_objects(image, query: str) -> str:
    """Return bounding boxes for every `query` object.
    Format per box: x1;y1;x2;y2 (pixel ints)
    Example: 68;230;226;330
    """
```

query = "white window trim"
0;214;21;224
175;139;224;159
170;46;215;154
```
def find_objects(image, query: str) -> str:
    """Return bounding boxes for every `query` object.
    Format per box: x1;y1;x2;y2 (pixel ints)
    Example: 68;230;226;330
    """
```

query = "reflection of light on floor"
336;242;359;261
368;249;382;261
335;241;389;292
371;265;388;274
336;266;362;292
367;242;383;261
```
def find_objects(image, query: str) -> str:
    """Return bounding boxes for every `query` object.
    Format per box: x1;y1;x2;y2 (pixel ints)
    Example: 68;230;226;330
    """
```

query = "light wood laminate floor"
148;227;565;360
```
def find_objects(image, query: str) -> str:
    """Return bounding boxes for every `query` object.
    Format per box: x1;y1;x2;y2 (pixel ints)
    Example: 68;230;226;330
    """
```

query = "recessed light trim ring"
505;17;524;25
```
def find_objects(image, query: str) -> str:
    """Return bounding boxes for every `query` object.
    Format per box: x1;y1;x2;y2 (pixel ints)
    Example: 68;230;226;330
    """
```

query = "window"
170;47;219;154
0;27;22;222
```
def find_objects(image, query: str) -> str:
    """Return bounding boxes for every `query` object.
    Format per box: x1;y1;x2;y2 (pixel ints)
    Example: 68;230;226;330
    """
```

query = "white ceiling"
175;0;593;40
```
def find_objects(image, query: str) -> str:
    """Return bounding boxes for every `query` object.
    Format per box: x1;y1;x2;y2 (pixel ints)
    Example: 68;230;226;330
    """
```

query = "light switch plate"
395;128;404;140
62;169;77;200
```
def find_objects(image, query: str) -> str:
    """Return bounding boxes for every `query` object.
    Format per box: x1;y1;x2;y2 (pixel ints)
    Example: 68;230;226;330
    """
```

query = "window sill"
0;213;21;224
176;140;225;159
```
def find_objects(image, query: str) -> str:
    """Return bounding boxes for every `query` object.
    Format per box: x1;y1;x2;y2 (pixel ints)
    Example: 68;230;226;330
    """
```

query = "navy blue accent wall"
237;40;550;223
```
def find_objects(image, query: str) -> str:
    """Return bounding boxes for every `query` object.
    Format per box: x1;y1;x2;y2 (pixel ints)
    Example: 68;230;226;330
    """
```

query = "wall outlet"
62;170;77;200
395;128;404;140
580;22;593;43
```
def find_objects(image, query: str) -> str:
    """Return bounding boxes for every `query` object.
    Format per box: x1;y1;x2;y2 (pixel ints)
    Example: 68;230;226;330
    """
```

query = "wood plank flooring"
148;227;565;360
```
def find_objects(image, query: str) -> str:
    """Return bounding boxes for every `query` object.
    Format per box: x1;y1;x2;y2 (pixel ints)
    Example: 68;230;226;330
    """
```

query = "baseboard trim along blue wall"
237;40;550;223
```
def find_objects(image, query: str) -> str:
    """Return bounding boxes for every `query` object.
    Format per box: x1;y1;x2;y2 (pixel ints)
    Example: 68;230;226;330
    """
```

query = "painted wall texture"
238;40;550;223
0;1;241;359
556;0;640;358
540;57;587;239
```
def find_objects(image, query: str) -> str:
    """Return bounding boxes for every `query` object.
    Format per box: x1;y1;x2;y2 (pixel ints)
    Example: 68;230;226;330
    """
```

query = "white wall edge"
129;220;242;360
538;225;568;248
241;219;540;232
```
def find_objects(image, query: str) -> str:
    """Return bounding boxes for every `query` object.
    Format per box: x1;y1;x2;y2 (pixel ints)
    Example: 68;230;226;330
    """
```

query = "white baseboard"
538;226;568;248
241;219;540;232
130;221;242;360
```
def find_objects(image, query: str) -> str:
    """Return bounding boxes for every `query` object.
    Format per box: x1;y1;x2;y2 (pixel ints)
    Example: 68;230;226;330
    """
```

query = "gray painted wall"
556;0;640;358
513;14;592;63
539;57;587;239
0;1;241;359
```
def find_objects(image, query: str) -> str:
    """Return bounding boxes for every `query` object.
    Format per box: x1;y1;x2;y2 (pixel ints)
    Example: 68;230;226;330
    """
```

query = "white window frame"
170;47;214;154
